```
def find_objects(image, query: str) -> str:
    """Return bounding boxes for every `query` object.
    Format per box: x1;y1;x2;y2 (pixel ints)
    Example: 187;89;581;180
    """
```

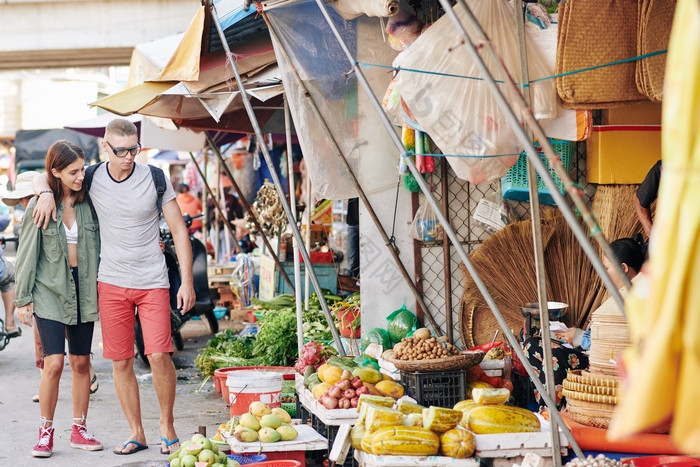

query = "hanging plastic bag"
386;304;419;343
409;202;443;241
393;0;558;184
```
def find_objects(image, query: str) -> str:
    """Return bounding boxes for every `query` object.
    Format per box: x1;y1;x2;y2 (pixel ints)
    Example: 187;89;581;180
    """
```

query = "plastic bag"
360;328;392;352
385;11;424;51
393;0;558;184
472;190;516;233
409;202;443;241
386;305;419;343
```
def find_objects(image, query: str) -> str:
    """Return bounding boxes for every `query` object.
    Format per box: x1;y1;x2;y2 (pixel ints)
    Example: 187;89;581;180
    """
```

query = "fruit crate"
399;369;467;408
297;401;356;467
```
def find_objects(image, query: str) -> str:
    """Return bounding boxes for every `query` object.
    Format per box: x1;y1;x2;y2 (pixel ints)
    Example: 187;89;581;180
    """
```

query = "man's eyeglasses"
106;141;141;158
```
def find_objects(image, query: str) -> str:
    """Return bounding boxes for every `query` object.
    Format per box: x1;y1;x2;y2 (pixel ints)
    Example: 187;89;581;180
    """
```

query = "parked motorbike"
0;236;19;351
134;214;218;365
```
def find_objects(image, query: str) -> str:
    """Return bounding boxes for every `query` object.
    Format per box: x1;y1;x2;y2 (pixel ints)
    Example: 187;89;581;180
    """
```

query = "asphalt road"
0;316;241;466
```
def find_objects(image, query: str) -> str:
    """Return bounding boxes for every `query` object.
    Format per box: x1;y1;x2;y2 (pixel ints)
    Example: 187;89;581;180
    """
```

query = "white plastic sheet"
393;0;558;184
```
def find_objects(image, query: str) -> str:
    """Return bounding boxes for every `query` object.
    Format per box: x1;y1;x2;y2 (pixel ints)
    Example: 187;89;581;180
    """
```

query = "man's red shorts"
98;282;172;360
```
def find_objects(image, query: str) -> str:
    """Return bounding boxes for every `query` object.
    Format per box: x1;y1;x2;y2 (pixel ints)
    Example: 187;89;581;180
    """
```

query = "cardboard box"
587;125;661;184
602;101;662;125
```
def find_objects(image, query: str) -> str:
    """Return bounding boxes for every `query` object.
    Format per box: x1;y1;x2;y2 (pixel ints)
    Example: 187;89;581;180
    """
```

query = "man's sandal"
113;440;148;455
160;437;179;455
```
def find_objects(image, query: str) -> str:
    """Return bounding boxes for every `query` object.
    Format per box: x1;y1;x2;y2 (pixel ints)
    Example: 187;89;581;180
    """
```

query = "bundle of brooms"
460;185;647;347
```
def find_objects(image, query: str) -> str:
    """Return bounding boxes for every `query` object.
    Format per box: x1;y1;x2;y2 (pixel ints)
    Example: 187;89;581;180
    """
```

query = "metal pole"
210;5;345;355
285;96;305;355
440;159;453;344
312;0;582;456
215;156;222;262
440;0;631;309
187;152;239;250
260;11;444;336
304;177;311;311
206;134;295;293
513;0;560;462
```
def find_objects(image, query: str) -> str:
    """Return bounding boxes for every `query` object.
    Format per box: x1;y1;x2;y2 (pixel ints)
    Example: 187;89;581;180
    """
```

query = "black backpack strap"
83;161;104;220
148;164;167;216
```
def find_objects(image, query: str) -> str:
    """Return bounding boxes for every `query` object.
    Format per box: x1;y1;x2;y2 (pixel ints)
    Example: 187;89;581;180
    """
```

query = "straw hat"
3;171;40;206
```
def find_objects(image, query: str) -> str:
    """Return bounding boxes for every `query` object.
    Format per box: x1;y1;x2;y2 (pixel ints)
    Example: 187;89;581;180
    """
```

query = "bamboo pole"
285;96;305;355
513;0;561;462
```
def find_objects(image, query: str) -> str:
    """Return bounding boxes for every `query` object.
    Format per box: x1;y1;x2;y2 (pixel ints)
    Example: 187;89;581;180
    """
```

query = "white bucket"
226;370;283;416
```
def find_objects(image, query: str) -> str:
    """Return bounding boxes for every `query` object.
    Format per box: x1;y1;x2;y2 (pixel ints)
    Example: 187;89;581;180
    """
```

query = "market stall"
86;0;696;464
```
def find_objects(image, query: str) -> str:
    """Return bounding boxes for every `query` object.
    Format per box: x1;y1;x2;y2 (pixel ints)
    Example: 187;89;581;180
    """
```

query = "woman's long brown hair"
45;139;85;206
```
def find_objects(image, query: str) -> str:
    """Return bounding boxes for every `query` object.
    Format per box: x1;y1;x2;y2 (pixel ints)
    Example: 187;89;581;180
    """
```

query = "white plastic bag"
393;0;558;184
409;202;443;241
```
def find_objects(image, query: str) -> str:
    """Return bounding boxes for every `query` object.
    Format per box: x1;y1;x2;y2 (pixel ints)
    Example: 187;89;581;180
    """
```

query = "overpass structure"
0;0;200;70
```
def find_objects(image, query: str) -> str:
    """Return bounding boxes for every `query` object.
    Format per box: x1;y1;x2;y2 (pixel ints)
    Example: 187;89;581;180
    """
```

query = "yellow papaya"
321;366;343;385
439;428;476;458
311;383;332;400
316;363;331;382
375;380;405;399
352;367;383;384
468;405;540;434
422;406;462;432
472;387;510;405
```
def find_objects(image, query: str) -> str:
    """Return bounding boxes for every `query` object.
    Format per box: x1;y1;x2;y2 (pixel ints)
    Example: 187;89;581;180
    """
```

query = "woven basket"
637;0;676;101
563;379;617;396
562;388;617;405
566;397;616;429
566;369;620;388
387;350;484;372
556;0;645;108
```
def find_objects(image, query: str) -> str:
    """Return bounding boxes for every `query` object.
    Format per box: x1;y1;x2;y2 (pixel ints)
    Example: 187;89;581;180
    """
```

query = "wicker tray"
387;350;484;372
566;369;620;388
562;388;617;405
563;379;617;396
566;397;615;429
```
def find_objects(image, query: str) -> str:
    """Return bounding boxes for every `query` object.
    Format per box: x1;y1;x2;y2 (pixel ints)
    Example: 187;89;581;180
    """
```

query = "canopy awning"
64;112;206;152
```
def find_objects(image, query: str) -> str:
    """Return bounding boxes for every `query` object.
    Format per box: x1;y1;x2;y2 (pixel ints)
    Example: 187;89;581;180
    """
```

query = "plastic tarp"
14;129;99;162
267;0;359;200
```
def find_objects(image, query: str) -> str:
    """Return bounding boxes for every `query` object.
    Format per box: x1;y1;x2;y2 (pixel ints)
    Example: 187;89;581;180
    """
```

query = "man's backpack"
83;161;167;216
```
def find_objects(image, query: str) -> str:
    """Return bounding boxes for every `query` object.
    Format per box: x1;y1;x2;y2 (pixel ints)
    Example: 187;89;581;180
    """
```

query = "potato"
414;328;431;340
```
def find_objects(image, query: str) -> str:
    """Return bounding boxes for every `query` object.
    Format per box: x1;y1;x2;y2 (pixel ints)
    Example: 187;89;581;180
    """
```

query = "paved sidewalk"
0;317;241;466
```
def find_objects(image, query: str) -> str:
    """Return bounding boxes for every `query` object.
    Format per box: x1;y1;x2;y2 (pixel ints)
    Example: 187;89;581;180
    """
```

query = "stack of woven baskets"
563;369;619;428
587;302;631;375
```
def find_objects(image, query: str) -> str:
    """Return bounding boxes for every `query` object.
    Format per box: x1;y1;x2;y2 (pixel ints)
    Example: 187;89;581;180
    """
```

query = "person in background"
15;141;103;457
3;172;100;403
634;159;662;239
523;236;646;411
207;186;243;259
0;195;17;338
346;198;360;279
175;183;202;235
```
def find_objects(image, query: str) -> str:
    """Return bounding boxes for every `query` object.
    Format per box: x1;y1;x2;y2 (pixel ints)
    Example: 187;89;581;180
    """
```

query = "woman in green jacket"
15;140;102;458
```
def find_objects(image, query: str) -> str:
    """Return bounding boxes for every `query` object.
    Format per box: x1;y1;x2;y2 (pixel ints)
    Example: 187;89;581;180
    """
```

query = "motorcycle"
134;214;219;365
0;236;19;351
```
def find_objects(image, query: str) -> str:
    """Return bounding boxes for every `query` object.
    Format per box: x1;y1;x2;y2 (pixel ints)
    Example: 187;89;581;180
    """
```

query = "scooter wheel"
172;331;184;351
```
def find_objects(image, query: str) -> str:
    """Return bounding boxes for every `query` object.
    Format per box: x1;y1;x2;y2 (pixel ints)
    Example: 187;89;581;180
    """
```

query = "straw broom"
459;210;607;347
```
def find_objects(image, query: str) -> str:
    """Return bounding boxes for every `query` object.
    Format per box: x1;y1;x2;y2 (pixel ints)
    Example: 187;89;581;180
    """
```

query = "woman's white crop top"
64;220;78;244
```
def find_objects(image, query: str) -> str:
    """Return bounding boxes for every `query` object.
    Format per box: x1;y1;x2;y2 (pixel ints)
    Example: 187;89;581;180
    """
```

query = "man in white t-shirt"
32;119;195;456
